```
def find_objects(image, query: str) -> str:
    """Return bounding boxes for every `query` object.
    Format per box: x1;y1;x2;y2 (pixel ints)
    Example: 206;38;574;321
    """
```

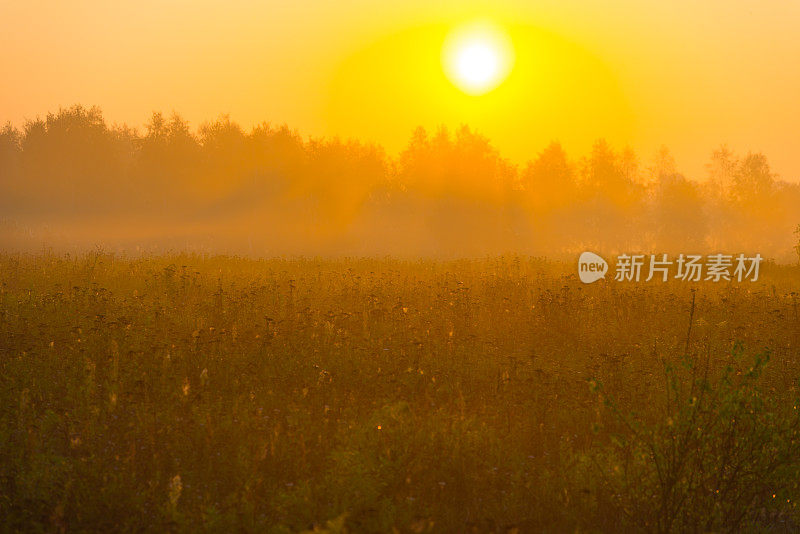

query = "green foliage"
594;345;800;532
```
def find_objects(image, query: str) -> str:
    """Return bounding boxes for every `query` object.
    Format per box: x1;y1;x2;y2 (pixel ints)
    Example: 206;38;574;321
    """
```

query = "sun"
443;22;514;95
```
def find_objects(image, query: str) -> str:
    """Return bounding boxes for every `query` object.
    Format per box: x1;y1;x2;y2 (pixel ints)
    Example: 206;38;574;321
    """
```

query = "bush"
593;344;800;533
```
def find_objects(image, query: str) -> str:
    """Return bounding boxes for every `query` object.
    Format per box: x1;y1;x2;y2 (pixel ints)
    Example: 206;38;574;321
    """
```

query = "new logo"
578;251;608;284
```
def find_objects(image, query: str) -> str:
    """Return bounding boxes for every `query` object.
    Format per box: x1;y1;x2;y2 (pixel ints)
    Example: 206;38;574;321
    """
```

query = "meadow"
2;253;800;532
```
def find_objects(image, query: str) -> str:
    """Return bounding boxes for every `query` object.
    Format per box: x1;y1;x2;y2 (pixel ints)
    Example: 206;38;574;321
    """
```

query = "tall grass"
1;253;799;532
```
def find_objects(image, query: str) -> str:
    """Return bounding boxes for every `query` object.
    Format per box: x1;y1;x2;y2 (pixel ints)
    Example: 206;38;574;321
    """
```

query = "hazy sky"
2;0;799;181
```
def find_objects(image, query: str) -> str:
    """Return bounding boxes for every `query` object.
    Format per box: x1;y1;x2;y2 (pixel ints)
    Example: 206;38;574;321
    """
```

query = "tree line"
0;105;798;259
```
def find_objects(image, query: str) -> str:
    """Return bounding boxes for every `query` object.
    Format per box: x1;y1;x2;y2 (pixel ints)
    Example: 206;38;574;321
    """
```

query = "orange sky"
2;0;799;181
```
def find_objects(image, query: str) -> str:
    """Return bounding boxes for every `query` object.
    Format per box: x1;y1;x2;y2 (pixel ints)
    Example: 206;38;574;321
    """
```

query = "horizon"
2;103;794;187
2;103;798;261
2;1;799;182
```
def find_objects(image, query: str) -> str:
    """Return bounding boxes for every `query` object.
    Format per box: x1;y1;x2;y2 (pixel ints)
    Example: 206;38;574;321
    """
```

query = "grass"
1;253;799;532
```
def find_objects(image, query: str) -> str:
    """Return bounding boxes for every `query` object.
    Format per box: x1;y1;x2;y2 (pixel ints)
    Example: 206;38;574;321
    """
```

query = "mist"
1;105;798;261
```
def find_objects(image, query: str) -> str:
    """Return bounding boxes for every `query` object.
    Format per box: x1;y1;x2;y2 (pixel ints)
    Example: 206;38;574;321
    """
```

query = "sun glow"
443;22;514;95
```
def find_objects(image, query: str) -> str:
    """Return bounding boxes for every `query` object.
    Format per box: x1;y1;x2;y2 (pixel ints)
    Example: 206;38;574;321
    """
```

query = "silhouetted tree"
522;141;575;212
0;105;798;259
649;149;706;251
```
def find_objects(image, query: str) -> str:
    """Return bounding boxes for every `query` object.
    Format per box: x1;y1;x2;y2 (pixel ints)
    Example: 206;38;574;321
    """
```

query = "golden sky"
2;0;799;181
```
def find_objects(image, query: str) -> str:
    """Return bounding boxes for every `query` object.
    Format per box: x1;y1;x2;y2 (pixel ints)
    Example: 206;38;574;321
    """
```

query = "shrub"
593;344;800;533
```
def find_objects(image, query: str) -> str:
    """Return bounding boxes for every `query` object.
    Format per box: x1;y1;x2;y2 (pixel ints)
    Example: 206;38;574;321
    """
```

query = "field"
2;253;800;532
